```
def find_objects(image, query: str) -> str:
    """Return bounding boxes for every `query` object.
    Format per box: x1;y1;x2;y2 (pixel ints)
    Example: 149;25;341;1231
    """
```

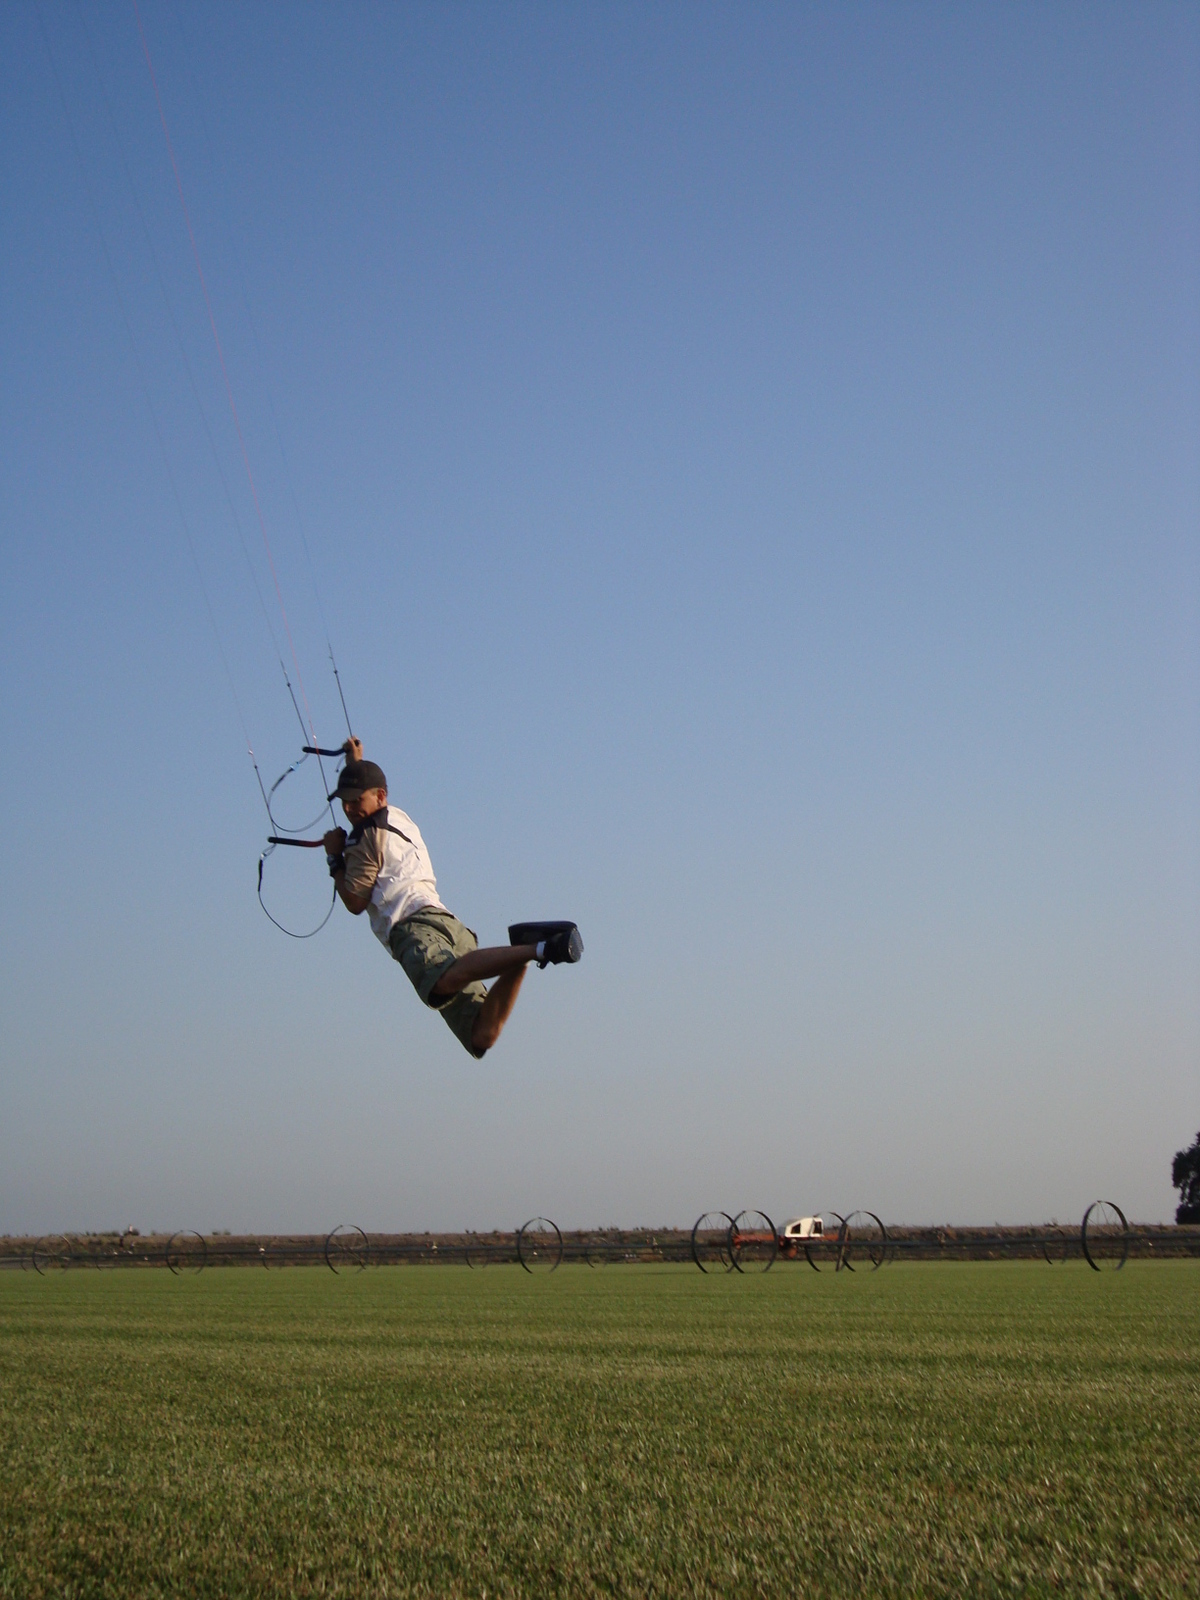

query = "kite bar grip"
302;746;347;757
267;836;328;848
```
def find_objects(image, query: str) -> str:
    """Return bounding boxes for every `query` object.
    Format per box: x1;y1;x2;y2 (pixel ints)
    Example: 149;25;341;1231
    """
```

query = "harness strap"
350;811;413;846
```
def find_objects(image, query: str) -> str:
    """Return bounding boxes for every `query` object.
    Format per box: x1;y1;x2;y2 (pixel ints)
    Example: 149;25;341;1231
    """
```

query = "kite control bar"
256;741;349;937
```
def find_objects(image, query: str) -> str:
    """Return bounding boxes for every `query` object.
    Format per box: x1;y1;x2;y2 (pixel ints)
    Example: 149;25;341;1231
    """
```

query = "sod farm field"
0;1262;1196;1599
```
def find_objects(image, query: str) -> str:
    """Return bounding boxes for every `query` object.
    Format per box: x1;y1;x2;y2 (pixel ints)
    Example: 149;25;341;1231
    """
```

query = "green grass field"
0;1262;1196;1598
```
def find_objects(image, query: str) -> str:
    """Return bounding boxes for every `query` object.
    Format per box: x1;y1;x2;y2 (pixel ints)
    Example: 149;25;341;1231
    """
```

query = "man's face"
340;787;387;825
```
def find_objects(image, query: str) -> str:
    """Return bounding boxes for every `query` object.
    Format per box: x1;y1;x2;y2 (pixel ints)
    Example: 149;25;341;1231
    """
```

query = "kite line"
43;2;357;935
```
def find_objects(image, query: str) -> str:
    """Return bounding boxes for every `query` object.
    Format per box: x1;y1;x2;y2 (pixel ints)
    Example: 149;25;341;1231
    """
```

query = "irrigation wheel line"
729;1210;779;1273
254;1235;281;1273
30;1236;72;1275
324;1225;370;1273
836;1211;887;1272
516;1217;563;1272
565;1238;603;1268
165;1231;208;1275
1041;1225;1068;1265
804;1212;846;1272
576;1235;607;1268
1081;1200;1129;1272
691;1212;736;1274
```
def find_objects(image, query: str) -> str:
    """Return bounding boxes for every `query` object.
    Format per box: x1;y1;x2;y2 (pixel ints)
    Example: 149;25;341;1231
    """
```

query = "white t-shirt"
340;804;448;946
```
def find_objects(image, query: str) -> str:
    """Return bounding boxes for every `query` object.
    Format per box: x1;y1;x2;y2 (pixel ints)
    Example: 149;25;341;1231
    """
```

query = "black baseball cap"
328;759;388;800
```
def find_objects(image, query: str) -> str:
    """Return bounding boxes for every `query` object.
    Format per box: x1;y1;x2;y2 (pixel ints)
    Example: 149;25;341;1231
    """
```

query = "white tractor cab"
780;1216;823;1240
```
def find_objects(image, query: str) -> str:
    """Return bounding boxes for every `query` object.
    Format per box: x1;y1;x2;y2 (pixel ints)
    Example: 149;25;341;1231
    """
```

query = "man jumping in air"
322;740;582;1057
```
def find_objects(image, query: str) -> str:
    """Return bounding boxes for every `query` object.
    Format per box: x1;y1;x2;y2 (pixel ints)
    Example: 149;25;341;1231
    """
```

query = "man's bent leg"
431;944;537;1000
437;982;492;1058
470;964;528;1054
389;913;532;1057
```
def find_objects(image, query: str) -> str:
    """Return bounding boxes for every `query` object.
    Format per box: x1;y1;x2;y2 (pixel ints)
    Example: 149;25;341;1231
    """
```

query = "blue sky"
1;1;1197;1234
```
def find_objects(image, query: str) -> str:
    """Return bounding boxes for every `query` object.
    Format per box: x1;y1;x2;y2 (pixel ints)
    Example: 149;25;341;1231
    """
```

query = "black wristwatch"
327;853;346;878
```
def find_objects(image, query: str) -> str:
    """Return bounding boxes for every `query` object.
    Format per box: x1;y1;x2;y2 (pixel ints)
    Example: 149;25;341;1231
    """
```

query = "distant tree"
1172;1131;1200;1224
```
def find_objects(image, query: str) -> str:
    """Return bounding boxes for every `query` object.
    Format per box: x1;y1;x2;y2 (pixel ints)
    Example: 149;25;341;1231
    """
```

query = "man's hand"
323;824;367;913
342;737;363;762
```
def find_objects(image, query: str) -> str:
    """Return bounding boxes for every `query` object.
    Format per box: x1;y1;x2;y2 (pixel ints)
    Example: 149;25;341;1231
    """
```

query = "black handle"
302;746;347;758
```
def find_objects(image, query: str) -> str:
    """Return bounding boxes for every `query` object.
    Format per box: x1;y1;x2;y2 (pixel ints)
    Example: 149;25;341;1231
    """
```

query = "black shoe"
508;921;584;968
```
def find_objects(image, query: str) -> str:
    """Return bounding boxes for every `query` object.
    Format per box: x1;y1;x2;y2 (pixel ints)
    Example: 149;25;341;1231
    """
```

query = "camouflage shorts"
388;908;489;1058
